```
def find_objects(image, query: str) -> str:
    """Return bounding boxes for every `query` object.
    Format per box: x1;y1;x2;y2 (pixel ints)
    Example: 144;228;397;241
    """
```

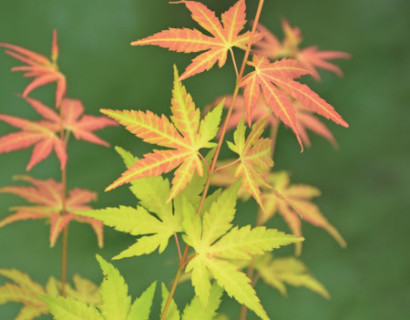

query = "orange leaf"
253;21;350;81
0;30;66;107
241;55;348;148
0;176;102;248
261;171;346;255
131;0;253;80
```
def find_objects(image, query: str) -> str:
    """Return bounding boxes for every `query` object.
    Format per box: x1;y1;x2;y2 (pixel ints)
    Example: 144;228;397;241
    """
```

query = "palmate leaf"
253;21;350;81
0;175;103;248
161;283;223;320
261;171;346;255
0;269;100;320
131;0;253;80
218;95;338;148
240;55;348;148
101;66;223;202
183;183;303;320
43;255;156;320
255;254;330;298
226;119;273;208
78;146;206;260
0;96;115;170
0;30;66;107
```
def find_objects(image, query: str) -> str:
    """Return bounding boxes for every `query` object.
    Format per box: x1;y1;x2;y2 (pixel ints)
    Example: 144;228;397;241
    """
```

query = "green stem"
160;1;265;319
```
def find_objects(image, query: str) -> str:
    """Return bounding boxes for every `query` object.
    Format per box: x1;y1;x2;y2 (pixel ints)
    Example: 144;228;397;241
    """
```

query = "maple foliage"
253;20;350;80
182;183;303;320
0;96;116;170
101;66;222;201
226;119;273;208
0;268;99;320
240;55;348;147
0;30;66;107
131;0;255;80
43;255;156;320
0;175;104;248
254;254;330;298
261;171;346;255
218;94;338;147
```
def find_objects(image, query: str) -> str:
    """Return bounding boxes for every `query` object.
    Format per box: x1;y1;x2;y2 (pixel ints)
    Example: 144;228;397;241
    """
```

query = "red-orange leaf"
0;30;66;107
0;112;66;170
101;66;222;201
0;176;103;248
131;0;252;80
253;21;350;80
241;55;348;148
261;171;346;255
218;95;337;147
0;96;115;170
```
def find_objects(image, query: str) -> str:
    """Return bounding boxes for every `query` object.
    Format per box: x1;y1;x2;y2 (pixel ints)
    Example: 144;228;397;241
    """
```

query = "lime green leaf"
129;176;173;221
210;226;303;260
256;255;330;298
78;204;180;259
185;257;211;307
115;146;138;168
205;259;269;320
201;182;240;247
96;255;131;320
127;281;156;320
181;196;201;248
42;295;103;320
161;283;180;320
182;284;223;320
198;99;224;148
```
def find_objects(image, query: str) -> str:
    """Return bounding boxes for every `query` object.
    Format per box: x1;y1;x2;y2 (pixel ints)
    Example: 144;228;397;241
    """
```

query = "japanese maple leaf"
0;175;103;248
218;94;337;147
240;55;348;147
101;66;222;201
253;21;350;80
261;171;346;255
226;119;273;208
0;97;115;170
0;269;100;320
254;254;330;298
0;97;67;170
131;0;253;80
182;183;302;319
0;30;66;107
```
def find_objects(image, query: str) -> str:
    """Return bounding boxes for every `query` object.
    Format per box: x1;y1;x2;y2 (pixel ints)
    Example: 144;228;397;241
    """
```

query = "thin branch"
229;48;239;78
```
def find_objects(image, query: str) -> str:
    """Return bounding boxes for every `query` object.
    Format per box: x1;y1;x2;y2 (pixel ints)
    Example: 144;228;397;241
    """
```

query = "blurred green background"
0;0;409;319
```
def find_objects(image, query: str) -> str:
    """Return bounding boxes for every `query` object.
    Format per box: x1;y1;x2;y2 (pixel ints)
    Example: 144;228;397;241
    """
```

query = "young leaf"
101;66;222;201
0;96;115;170
96;255;131;320
0;175;103;248
226;119;273;208
127;281;156;320
183;184;303;319
131;0;253;80
182;284;223;320
0;30;66;107
240;55;348;147
0;269;100;320
261;171;346;255
255;255;330;298
43;256;156;320
253;21;350;81
42;296;104;320
161;283;180;320
217;95;338;147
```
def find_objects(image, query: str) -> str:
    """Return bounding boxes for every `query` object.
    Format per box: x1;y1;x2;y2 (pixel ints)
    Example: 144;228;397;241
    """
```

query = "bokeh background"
0;0;409;319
